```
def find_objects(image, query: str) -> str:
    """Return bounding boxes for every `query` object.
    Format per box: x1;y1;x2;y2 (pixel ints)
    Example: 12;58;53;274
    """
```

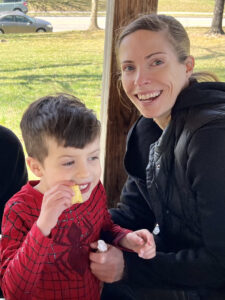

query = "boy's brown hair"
20;93;101;163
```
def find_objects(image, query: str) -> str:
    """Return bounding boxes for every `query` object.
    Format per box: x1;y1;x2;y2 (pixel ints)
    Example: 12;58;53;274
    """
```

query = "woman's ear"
26;156;43;178
185;55;195;77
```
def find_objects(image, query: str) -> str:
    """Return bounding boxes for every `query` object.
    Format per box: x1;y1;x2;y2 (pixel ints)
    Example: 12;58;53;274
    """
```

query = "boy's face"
33;136;101;202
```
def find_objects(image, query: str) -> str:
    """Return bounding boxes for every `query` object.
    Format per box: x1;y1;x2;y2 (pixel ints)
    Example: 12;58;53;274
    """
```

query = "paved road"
39;16;225;32
40;16;105;32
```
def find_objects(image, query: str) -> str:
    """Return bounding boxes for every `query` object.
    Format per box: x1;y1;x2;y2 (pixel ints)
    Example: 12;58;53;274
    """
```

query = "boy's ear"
26;156;43;178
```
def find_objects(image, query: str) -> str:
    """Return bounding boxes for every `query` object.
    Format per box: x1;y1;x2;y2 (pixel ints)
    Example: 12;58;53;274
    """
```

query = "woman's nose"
134;68;151;86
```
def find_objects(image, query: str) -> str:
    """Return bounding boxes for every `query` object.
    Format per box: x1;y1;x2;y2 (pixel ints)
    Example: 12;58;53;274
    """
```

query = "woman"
89;14;225;300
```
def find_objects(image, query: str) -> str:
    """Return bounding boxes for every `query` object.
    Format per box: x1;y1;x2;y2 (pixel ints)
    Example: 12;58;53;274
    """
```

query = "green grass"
158;0;215;13
0;27;224;180
187;28;225;80
0;30;104;140
1;27;224;137
28;0;106;12
28;0;216;13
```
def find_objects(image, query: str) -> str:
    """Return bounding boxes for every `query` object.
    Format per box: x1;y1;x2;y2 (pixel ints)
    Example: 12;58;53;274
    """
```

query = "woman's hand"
89;242;124;282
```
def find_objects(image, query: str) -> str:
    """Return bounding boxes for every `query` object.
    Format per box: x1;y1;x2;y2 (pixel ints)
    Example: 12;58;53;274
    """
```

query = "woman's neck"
154;114;171;130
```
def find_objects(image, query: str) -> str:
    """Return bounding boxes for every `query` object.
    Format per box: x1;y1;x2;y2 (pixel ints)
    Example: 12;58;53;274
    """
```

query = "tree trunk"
88;0;100;30
209;0;225;34
101;0;158;208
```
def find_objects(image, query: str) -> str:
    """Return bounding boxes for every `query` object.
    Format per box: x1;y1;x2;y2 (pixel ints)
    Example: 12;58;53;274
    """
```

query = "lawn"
29;0;216;13
158;0;215;13
1;28;224;136
28;0;107;12
0;26;225;181
0;30;104;140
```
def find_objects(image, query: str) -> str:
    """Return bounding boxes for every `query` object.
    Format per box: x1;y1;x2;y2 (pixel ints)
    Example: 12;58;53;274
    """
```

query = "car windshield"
25;15;33;22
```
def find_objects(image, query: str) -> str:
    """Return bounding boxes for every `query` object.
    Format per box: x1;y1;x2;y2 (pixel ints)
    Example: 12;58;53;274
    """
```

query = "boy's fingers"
90;241;98;250
144;249;156;259
139;247;155;259
44;190;73;203
45;182;75;199
127;233;144;245
135;232;148;245
137;229;153;244
137;236;145;245
58;180;75;186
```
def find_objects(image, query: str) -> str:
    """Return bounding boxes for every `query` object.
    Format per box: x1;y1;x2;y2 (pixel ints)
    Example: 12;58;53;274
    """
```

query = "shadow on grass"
29;0;106;13
4;29;104;41
0;73;101;85
0;62;96;73
192;47;225;61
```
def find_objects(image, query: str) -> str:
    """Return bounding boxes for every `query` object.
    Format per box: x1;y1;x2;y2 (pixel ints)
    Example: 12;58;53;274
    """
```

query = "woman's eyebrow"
121;52;166;64
121;59;133;64
145;52;166;59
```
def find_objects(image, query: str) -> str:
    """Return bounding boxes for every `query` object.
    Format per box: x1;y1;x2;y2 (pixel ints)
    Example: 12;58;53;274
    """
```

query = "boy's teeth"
79;184;88;190
138;91;160;100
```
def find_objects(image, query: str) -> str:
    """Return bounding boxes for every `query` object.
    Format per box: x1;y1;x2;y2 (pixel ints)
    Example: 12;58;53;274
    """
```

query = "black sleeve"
123;123;225;290
110;175;156;232
0;126;28;228
109;117;161;231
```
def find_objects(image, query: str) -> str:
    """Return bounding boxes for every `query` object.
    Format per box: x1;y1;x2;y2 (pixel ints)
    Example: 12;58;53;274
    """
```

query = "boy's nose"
75;162;90;179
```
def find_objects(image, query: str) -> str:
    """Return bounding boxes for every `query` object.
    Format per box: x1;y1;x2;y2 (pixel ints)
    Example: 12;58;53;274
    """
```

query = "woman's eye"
122;65;135;72
63;161;74;166
152;60;163;66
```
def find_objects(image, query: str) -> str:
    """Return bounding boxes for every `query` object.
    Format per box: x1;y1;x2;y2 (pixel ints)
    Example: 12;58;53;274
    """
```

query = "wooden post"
101;0;158;208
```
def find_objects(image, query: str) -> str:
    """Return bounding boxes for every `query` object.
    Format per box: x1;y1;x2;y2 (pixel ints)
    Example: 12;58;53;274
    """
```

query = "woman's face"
119;29;194;128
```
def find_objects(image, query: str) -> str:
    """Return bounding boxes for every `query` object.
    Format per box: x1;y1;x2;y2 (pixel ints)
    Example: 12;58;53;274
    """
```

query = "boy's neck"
33;181;45;194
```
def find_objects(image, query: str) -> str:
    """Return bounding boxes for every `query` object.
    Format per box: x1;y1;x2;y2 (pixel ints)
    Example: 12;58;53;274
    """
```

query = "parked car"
0;11;53;33
0;0;28;14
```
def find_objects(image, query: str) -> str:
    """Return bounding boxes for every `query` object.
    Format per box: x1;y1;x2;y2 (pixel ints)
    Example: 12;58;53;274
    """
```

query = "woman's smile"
136;90;163;102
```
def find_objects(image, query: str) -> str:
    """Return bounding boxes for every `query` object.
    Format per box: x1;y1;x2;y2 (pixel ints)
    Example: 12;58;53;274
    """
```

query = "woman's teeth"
137;91;161;100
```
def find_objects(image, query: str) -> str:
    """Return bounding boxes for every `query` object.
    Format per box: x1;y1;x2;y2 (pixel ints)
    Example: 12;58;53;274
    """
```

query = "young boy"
0;94;155;300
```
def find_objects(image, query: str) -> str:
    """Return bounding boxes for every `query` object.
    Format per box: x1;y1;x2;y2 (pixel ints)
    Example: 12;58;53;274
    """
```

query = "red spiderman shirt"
0;181;129;300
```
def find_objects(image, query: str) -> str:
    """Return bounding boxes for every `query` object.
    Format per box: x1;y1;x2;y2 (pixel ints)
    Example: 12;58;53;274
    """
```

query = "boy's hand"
119;229;156;259
37;181;74;236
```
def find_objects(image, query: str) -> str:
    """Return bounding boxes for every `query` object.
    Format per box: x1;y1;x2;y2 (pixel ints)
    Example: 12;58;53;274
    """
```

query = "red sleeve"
103;208;131;246
99;184;131;246
0;201;52;299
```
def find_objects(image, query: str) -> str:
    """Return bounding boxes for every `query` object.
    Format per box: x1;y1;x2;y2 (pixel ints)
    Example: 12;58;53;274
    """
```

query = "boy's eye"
89;156;99;161
63;161;74;166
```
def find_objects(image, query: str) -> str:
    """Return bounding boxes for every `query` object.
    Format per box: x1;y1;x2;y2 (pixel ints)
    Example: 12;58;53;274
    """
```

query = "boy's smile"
33;136;101;203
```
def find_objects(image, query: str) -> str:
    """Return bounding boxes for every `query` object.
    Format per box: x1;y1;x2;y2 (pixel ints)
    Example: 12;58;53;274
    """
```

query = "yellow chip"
71;185;83;204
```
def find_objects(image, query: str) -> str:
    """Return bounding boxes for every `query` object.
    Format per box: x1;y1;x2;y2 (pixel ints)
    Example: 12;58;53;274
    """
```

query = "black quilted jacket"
110;81;225;295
